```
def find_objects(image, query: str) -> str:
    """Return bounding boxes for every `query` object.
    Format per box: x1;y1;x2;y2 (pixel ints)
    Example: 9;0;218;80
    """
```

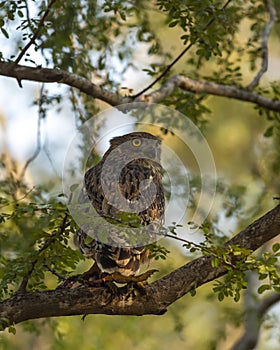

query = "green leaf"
273;285;280;294
1;27;9;38
257;284;271;294
272;243;280;253
264;126;274;138
119;11;126;21
258;273;268;280
70;183;79;192
169;20;179;27
189;288;196;297
211;256;219;268
8;325;16;334
218;292;224;301
234;291;240;302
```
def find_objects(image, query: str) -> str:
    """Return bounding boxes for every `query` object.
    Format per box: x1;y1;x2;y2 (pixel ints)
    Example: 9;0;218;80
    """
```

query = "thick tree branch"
142;75;280;112
1;204;280;330
0;62;122;106
0;62;280;112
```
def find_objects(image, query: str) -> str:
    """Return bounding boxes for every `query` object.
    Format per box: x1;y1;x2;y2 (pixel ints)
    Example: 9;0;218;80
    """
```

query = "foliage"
0;157;80;301
0;0;280;349
167;221;280;302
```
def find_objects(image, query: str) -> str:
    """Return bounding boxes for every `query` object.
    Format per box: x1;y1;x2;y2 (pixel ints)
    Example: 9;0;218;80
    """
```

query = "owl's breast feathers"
85;158;164;225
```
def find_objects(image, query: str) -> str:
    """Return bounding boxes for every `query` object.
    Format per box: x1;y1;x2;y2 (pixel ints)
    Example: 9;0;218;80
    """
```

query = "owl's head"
108;132;162;162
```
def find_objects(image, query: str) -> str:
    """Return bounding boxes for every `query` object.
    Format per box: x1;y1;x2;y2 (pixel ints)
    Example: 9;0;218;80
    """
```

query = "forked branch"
0;62;280;112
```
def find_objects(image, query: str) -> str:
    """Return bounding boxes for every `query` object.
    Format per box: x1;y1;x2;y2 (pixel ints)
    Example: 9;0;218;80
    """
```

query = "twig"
19;84;45;180
14;0;57;65
17;260;38;293
43;139;59;177
43;263;67;280
0;186;35;210
132;0;233;98
23;0;32;29
258;292;280;316
247;0;277;89
163;232;237;269
17;212;69;293
70;87;86;127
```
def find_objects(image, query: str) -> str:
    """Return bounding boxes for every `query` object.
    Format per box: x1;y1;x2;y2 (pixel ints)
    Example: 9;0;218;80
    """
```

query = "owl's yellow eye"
131;138;142;147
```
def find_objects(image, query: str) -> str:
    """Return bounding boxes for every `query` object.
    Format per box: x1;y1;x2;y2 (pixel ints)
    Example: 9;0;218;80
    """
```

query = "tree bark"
0;62;280;112
1;204;280;330
231;289;280;350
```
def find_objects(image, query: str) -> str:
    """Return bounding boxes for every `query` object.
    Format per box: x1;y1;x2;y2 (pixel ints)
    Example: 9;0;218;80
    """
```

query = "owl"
74;131;165;280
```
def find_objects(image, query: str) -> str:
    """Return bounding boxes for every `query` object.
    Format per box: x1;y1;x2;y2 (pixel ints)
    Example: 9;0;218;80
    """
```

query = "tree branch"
141;75;280;112
132;0;233;98
247;0;277;89
231;289;280;350
0;62;122;106
19;84;44;180
0;62;280;112
1;204;279;330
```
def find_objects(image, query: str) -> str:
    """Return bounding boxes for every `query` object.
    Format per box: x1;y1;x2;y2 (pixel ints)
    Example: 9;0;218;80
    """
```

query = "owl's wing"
84;164;104;215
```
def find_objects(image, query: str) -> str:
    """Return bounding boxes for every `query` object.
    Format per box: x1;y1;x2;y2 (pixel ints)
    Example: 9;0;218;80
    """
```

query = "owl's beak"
146;147;160;161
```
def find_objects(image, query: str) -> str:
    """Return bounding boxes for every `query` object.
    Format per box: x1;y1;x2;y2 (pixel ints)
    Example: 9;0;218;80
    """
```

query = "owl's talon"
57;264;103;289
57;274;85;289
136;269;159;282
100;269;158;285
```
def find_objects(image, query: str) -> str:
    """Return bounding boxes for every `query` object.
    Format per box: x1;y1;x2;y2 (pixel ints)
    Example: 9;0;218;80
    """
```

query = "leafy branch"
163;223;280;300
14;0;57;66
16;212;70;293
132;0;233;98
0;204;279;330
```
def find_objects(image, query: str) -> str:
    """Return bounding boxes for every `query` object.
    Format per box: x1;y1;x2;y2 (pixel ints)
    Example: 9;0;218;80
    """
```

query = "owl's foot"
57;263;103;289
101;269;158;284
58;266;158;290
99;269;158;297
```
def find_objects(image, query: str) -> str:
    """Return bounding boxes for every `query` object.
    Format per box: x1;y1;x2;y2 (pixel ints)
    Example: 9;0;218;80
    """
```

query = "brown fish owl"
74;132;165;278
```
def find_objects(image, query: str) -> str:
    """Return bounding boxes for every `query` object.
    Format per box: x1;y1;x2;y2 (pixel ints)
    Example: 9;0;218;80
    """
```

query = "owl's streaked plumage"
74;132;164;277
